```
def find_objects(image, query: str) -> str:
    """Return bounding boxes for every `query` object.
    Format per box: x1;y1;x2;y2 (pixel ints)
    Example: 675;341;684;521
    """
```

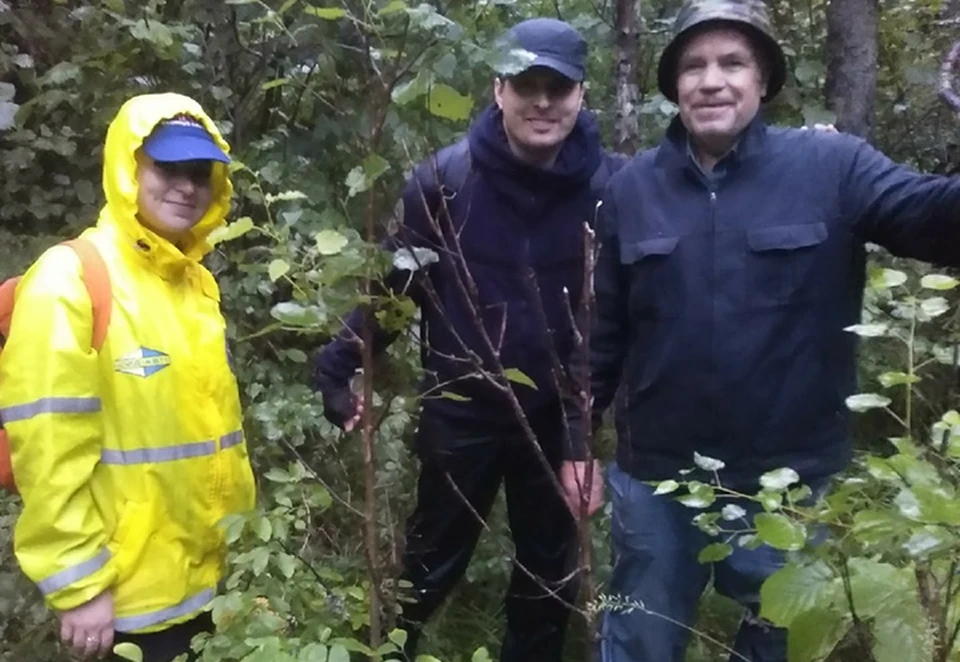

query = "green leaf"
870;268;908;289
270;301;326;327
920;297;949;318
504;368;537;390
254;516;272;542
653;479;679;496
760;561;837;626
878;371;920;388
305;6;348;20
759;467;800;491
379;0;407;15
265;190;308;203
315;229;349;255
440;391;471;402
208;216;255;245
844;323;889;338
471;648;493;662
405;3;455;31
693;512;721;535
264;467;294;483
721;504;746;521
392;69;432;105
786;607;850;662
698;542;733;563
847;560;932;662
269;259;290;282
261;78;290;91
426;84;474;121
276;552;297;579
328;643;351;662
113;643;144;662
920;274;958;290
329;638;375;655
693;451;725;471
0;101;19;131
394;246;439;271
298;644;329;662
754;513;806;551
845;393;892;412
415;657;444;662
387;629;408;648
286;348;308;363
251;547;270;575
345;154;390;197
678;481;716;508
128;19;174;47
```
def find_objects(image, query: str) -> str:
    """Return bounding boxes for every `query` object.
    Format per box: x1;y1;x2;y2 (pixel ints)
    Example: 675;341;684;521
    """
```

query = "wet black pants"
109;612;213;662
396;413;579;662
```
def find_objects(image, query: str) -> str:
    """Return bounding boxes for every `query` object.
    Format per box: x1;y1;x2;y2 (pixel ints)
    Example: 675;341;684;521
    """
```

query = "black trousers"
109;613;213;662
396;413;579;662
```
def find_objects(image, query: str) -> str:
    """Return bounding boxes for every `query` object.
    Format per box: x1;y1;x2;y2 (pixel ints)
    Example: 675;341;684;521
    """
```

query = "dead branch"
938;40;960;116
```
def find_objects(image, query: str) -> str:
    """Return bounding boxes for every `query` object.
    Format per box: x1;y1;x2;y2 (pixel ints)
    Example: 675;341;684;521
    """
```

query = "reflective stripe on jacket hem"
36;548;111;595
100;430;244;465
113;587;215;633
0;397;101;424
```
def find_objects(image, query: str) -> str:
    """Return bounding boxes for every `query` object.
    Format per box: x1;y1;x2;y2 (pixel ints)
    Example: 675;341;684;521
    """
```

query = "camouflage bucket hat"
657;0;787;104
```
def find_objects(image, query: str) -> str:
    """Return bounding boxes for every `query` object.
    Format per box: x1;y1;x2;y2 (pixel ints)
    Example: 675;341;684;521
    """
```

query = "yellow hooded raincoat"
0;94;256;633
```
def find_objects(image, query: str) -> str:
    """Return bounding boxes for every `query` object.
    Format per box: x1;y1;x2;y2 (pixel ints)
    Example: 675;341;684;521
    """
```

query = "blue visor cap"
503;18;587;82
143;117;230;163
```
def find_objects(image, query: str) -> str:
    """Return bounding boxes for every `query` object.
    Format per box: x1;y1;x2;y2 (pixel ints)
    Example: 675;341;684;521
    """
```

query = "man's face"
676;27;766;150
494;66;584;158
135;152;214;241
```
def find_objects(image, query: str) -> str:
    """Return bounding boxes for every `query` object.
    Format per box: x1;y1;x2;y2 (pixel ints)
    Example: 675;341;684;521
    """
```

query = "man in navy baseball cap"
142;115;230;163
314;13;624;662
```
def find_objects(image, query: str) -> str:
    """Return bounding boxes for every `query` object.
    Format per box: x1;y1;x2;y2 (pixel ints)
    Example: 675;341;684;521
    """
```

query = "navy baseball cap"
499;18;587;82
142;116;230;163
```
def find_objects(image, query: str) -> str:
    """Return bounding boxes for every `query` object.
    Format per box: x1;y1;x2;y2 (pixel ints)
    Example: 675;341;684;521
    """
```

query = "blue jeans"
600;462;823;662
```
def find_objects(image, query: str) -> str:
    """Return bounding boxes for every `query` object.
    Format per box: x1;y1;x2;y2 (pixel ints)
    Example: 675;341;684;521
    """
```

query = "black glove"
321;385;358;430
313;366;359;430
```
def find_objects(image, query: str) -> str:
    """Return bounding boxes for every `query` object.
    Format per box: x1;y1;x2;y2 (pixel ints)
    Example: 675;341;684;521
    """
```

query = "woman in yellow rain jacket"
0;93;256;661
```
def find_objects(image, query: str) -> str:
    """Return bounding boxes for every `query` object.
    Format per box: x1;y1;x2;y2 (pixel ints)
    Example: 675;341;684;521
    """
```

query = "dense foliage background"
3;0;960;660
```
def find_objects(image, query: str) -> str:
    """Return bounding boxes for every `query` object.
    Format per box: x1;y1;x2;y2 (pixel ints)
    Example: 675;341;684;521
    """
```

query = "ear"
493;77;504;109
576;83;585;110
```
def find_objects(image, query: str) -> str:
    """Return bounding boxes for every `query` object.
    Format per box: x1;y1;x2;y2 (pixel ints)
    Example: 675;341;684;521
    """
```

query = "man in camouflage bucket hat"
592;0;960;660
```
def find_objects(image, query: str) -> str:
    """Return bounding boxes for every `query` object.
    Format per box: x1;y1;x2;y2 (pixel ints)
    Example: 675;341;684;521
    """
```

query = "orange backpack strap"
0;276;22;340
63;238;112;352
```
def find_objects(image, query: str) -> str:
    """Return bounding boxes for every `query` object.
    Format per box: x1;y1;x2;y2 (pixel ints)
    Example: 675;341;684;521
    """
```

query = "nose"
532;87;551;109
700;63;724;91
170;175;197;195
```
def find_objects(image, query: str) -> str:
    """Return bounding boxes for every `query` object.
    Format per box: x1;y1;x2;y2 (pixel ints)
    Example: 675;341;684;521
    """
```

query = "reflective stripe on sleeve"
36;548;111;595
113;588;215;633
0;397;101;424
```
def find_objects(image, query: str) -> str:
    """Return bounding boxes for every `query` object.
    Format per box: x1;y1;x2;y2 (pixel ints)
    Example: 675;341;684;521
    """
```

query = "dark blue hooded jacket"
593;115;960;487
316;104;619;456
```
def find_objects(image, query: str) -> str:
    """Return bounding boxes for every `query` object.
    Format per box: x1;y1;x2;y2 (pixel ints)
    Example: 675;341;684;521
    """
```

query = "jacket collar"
655;112;768;172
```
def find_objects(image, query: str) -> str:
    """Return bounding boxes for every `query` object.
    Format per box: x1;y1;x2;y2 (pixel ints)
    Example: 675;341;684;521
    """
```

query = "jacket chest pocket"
746;222;828;307
620;236;680;318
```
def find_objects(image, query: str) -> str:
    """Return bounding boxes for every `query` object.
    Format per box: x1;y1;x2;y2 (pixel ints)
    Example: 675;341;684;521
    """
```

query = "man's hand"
559;460;604;520
59;590;114;659
320;385;363;432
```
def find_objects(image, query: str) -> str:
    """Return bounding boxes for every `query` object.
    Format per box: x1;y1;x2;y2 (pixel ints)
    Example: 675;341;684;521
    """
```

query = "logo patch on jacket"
114;348;171;378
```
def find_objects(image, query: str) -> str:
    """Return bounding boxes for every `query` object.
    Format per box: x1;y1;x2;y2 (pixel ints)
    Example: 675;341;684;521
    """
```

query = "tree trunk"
824;0;878;138
613;0;640;153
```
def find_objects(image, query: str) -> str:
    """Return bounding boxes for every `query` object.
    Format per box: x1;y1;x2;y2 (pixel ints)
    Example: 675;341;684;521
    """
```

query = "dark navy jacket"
316;104;622;457
593;115;960;486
